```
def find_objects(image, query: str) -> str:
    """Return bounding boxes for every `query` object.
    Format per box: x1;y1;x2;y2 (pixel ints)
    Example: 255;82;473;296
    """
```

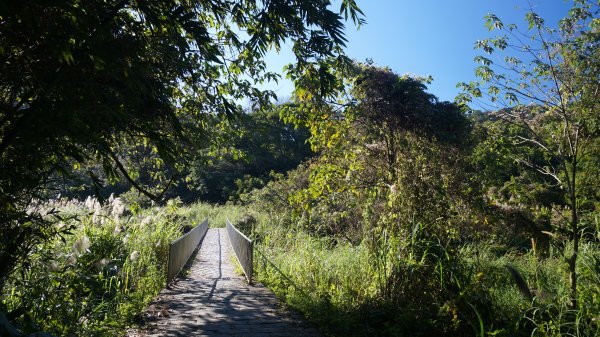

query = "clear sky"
261;0;574;103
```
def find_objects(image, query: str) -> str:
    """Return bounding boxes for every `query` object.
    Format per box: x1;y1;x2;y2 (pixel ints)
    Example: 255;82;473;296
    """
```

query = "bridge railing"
226;218;253;284
167;218;208;284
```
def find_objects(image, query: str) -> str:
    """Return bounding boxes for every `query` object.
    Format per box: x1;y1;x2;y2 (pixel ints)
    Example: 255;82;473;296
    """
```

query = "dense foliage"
276;64;476;243
239;3;600;334
1;0;599;336
242;65;600;336
1;197;184;335
54;106;313;204
0;0;361;299
179;106;313;203
458;0;600;309
245;65;497;336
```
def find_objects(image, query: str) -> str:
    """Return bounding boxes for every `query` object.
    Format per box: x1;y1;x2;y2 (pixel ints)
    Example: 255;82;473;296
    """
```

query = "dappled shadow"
206;227;222;300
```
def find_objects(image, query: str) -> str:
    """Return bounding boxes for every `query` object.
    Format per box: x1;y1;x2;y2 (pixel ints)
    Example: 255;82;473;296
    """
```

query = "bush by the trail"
1;197;182;336
252;213;600;336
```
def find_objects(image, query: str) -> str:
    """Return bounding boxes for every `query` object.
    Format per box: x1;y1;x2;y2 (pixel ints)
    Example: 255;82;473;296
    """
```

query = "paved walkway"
134;228;320;337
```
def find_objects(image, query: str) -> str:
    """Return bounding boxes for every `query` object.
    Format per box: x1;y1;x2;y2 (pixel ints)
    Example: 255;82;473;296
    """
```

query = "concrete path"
133;228;320;337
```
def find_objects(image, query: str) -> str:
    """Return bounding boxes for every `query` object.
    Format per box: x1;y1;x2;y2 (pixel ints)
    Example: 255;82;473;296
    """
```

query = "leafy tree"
469;111;559;250
182;105;313;203
458;0;600;308
0;0;363;292
262;64;488;335
282;63;473;242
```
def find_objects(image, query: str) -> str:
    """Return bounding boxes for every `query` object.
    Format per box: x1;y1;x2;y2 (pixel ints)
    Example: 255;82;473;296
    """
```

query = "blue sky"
262;0;573;103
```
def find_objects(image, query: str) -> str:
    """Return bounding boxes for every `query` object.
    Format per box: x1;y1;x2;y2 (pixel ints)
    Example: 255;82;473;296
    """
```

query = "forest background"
0;0;598;336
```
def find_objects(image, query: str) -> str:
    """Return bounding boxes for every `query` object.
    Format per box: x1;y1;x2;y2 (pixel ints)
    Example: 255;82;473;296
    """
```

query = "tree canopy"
0;0;363;289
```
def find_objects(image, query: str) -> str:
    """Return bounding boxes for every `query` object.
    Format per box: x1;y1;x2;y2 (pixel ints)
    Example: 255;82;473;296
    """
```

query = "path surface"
135;228;320;337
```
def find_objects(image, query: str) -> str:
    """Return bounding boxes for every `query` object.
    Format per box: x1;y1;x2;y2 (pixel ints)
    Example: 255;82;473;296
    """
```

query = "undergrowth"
247;214;600;336
179;201;251;228
5;200;598;336
2;197;183;336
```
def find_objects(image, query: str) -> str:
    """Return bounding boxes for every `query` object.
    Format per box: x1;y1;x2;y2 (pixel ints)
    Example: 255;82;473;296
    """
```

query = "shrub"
2;197;182;336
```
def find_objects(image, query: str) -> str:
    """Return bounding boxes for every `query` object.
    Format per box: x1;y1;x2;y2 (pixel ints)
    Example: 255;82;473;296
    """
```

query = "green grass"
6;200;598;336
3;197;184;336
178;201;252;228
2;200;272;336
248;213;600;336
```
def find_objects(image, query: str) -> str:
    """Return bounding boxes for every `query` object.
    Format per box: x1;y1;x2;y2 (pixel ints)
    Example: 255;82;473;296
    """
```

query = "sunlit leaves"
456;81;482;101
340;0;366;26
488;85;500;98
485;13;503;31
504;56;521;66
490;36;508;50
460;3;599;110
474;56;493;66
504;92;518;105
475;66;495;81
526;12;545;30
285;64;471;242
475;40;494;54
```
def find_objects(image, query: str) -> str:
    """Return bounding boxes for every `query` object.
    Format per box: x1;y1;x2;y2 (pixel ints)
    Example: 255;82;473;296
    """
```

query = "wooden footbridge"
129;220;319;337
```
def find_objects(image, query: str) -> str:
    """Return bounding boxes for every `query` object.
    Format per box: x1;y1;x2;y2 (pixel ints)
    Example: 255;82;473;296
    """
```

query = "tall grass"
246;212;600;336
10;199;596;336
254;222;378;335
2;197;183;336
178;201;251;228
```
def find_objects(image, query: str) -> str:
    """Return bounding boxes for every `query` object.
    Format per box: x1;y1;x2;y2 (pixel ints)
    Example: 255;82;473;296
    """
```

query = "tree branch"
107;147;161;202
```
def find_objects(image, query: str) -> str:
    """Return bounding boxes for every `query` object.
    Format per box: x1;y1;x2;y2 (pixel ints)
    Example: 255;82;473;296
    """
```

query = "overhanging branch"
107;148;160;202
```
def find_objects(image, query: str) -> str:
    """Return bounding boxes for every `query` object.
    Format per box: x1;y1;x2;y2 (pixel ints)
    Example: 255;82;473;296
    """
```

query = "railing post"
249;240;253;284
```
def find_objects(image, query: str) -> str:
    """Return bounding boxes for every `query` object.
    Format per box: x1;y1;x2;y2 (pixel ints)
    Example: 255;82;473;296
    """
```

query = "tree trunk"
568;161;578;309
